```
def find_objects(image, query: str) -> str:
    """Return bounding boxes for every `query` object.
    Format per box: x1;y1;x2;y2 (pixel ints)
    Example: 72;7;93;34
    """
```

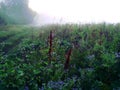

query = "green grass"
0;23;120;90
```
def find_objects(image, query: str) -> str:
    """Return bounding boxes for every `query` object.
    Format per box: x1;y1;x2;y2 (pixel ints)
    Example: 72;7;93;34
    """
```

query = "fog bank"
29;0;120;25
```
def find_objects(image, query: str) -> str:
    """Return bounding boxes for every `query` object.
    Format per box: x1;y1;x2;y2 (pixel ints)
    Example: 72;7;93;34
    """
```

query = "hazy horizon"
29;0;120;25
1;0;120;25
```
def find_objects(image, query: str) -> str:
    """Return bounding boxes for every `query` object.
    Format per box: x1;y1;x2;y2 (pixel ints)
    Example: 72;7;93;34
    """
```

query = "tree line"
0;0;36;25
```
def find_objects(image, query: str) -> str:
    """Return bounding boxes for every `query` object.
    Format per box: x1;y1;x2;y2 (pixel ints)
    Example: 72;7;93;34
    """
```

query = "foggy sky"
29;0;120;25
1;0;120;25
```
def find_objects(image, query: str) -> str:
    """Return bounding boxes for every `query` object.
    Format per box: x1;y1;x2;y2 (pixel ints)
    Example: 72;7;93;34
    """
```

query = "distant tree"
0;16;6;25
0;0;36;24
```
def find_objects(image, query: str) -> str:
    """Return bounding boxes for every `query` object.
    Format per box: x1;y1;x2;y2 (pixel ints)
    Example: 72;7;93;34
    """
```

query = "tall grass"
0;23;120;89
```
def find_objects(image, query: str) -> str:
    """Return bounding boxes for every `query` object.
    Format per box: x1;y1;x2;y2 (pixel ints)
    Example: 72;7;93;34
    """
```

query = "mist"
0;0;3;2
0;0;4;4
0;0;35;25
29;0;120;25
32;14;64;25
1;0;120;25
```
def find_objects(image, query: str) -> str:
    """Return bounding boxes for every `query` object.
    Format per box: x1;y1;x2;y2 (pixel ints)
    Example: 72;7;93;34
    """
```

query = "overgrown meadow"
0;23;120;90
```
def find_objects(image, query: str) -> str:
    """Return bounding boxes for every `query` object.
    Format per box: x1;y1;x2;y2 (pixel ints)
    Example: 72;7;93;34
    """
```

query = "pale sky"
29;0;120;24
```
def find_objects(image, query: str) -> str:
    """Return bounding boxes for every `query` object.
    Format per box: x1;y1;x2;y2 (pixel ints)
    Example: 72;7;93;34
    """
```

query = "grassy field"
0;23;120;90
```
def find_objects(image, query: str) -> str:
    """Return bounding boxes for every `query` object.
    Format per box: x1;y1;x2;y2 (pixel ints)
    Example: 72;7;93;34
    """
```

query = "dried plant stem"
48;31;53;63
64;48;72;70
